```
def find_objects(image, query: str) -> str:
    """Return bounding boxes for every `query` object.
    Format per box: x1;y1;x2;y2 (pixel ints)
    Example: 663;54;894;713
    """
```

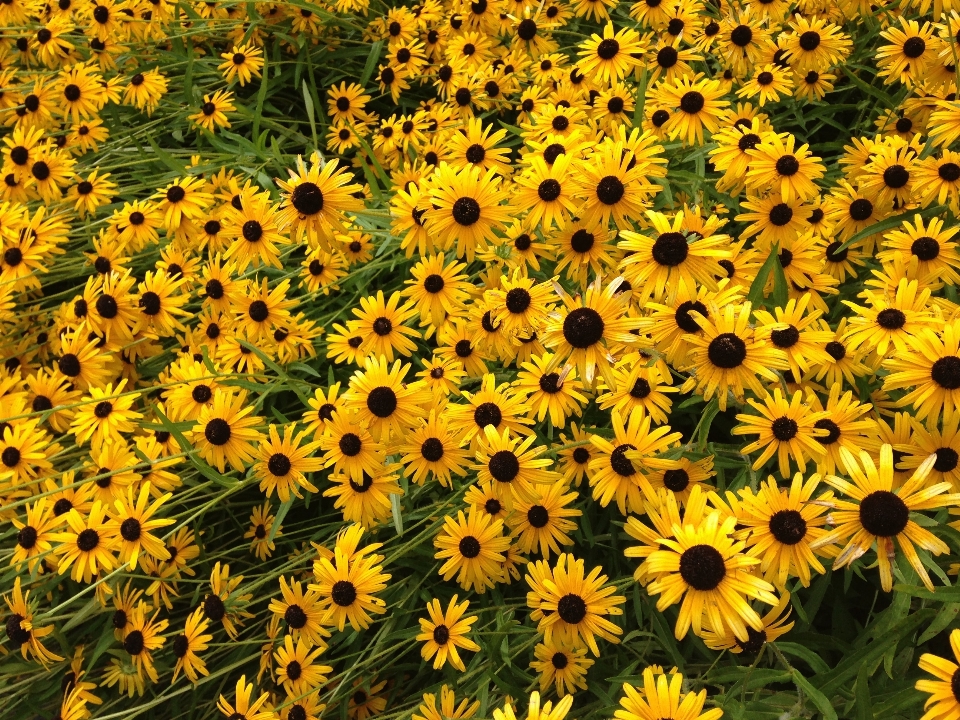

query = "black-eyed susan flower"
413;685;480;720
217;676;275;720
513;352;587;429
277;152;363;245
733;389;830;478
2;577;63;666
916;629;960;720
274;634;332;695
527;553;624;655
812;445;958;592
680;301;789;410
52;500;118;582
268;576;331;648
191;390;264;473
190;90;235;132
745;132;825;202
543;276;641;387
245;502;280;561
618;209;730;302
530;640;593;696
435;505;511;593
105;481;173;570
171;606;212;684
738;474;837;588
398;409;469;487
589;407;682;514
344;355;433;440
310;547;390;631
645;509;779;641
510;480;581;558
219;44;264;86
254;425;322;502
612;667;722;720
416;595;480;671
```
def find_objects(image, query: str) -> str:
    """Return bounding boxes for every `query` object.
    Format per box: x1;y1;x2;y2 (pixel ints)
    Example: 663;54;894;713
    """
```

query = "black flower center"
139;291;161;316
539;373;561;394
735;627;768;654
940;162;960;182
757;71;774;86
679;91;705;114
562;307;605;348
365;386;397;418
527;505;549;528
903;36;926;58
657;46;678;68
465;143;485;164
284;604;307;628
1;446;19;468
423;274;444;294
95;294;119;319
93;401;113;419
931;355;960;390
551;651;568;668
557;594;587;624
372;317;392;336
652;232;688;266
848;198;873;221
813;418;840;445
123;630;145;656
824;341;846;360
630;378;651;398
610;443;637;476
489;450;520;482
331;580;357;606
883;164;909;189
768;509;807;544
204;418;231;446
775;155;800;176
291;182;324;215
707;332;747;368
572;447;590;464
799;30;820;50
120;517;141;541
203;594;226;621
5;614;29;645
433;623;450;644
679;544;726;590
474;402;502;429
936;447;959;472
770;325;799;348
77;528;99;552
730;25;752;46
538;178;562;202
675;300;707;333
268;453;292;476
771;416;798;441
570;229;595;253
596;38;620;59
420;437;444;462
859;490;909;536
877;308;906;329
459;535;481;558
339;433;362;456
17;525;36;549
452;197;481;225
911;236;940;260
595;175;625;205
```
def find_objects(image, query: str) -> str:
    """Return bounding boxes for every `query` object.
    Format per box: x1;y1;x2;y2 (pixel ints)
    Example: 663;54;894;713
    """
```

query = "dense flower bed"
4;1;960;720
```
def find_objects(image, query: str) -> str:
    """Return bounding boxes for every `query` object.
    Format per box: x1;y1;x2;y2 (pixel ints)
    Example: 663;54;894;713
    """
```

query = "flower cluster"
6;0;960;719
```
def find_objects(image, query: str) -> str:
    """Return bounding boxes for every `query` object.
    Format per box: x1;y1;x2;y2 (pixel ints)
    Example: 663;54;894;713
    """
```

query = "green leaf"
359;40;383;86
269;499;293;544
855;664;873;720
390;493;404;536
791;669;838;720
746;242;779;309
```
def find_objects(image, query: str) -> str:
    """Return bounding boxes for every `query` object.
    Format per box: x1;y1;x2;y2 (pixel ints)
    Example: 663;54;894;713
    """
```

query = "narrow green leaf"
746;242;779;308
792;669;838;720
855;664;873;720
